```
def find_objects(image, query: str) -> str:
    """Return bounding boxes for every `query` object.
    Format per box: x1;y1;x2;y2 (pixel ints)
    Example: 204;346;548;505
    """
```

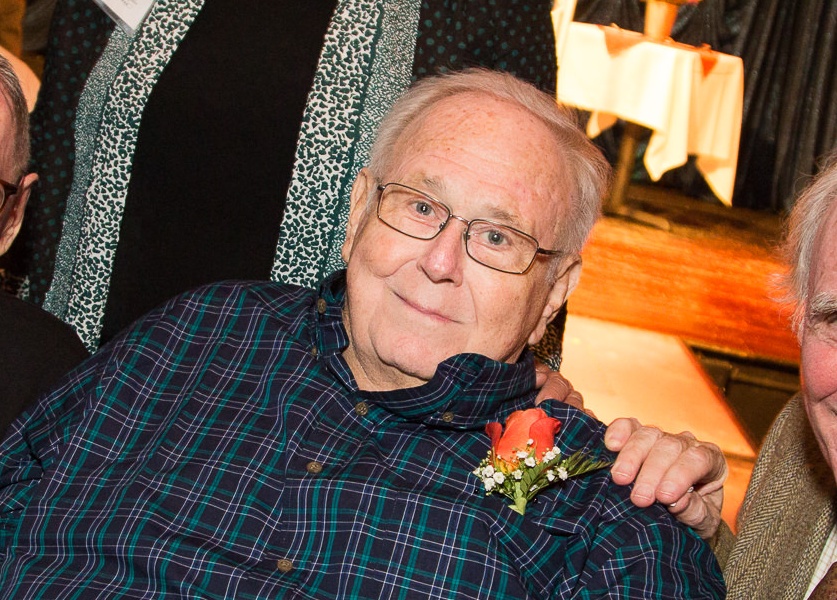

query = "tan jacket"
719;395;837;599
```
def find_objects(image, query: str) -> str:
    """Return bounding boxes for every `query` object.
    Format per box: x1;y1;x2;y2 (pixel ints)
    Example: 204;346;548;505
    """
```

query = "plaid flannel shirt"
0;272;724;598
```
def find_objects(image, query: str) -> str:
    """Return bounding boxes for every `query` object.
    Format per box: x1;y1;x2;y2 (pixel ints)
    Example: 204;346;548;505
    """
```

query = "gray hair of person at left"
0;54;30;178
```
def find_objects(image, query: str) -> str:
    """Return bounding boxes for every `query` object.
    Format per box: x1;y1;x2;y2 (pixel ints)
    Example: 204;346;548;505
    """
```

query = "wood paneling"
568;188;799;365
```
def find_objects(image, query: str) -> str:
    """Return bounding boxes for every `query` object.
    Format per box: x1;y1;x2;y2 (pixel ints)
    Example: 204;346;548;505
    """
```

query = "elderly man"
0;54;87;436
711;156;837;598
0;69;724;598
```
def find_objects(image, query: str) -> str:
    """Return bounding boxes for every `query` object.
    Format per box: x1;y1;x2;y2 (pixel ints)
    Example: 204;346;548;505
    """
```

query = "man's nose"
416;217;468;283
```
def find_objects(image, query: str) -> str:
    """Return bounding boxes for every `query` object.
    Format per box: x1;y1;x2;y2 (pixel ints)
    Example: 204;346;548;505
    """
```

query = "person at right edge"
694;152;837;599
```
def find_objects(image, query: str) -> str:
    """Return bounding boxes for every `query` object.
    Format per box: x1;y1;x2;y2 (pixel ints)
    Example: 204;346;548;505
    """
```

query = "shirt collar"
314;270;537;427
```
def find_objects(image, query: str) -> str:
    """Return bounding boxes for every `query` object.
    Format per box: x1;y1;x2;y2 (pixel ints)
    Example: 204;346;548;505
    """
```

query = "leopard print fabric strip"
271;0;420;286
45;0;416;350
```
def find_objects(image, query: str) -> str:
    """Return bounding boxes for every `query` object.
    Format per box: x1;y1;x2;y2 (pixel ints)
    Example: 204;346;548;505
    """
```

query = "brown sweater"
719;395;837;599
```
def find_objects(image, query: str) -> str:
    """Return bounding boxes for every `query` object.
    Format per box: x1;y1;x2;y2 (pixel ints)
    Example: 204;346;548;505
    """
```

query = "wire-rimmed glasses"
376;183;562;275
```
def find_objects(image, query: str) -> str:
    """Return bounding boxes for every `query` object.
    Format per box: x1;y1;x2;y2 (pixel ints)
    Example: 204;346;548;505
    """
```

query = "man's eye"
807;311;837;343
483;229;509;246
810;310;837;327
411;201;435;217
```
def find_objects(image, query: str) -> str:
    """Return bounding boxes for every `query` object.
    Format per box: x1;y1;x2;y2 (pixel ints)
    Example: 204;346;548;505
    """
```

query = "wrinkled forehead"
394;91;557;155
386;93;569;230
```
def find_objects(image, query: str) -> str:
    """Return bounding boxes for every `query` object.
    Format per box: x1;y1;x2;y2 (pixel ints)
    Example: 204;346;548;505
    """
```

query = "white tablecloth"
557;23;744;205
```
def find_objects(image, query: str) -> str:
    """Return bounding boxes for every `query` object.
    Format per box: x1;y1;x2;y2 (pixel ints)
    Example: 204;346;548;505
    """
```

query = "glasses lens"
378;185;449;240
466;220;539;273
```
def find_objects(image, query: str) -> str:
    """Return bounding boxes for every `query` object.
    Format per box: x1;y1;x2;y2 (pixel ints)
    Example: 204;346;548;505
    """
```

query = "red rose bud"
477;409;607;515
486;408;561;467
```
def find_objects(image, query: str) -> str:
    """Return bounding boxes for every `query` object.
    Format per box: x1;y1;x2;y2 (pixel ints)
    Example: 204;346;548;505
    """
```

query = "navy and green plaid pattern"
0;273;724;598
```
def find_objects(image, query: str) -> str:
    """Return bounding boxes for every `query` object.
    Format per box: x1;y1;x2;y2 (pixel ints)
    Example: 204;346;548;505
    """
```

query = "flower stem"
511;496;528;515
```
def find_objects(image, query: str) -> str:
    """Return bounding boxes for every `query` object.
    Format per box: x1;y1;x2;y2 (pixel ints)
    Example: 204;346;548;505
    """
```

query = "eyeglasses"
0;177;19;212
375;183;563;274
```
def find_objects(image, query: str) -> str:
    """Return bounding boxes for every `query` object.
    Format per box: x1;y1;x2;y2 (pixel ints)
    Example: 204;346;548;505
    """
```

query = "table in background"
557;23;744;213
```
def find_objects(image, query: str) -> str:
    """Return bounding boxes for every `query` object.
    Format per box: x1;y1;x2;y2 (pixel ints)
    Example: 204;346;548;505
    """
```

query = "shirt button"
317;298;327;314
441;411;455;423
276;558;294;573
310;346;318;357
354;401;369;416
306;461;323;474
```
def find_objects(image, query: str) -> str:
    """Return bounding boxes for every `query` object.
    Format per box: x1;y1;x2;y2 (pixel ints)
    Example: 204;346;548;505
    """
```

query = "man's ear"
0;173;37;256
527;256;582;346
341;168;376;265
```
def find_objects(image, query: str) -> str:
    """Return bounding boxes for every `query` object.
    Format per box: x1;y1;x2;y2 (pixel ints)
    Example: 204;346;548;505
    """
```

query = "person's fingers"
608;422;664;488
533;365;585;410
606;421;728;539
666;484;724;540
611;427;727;496
630;431;700;505
651;441;727;506
563;390;587;412
534;361;550;389
604;417;643;452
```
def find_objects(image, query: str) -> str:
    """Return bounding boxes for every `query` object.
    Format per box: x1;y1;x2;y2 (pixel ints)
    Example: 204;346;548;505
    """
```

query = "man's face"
0;93;21;255
340;93;578;391
0;93;36;256
801;201;837;480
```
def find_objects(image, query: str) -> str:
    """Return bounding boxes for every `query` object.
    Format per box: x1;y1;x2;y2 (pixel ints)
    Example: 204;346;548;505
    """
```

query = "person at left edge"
0;53;87;438
0;68;724;599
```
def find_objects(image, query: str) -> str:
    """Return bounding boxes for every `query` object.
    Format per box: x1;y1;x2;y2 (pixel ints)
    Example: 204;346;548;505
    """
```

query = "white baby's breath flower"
544;450;556;462
552;446;560;455
516;450;529;460
527;438;534;446
546;469;556;482
513;469;523;480
557;467;569;480
493;472;506;484
524;456;536;468
482;465;495;478
484;477;497;491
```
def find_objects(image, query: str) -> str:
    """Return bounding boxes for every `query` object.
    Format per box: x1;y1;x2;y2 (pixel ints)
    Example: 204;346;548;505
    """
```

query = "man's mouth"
397;293;456;323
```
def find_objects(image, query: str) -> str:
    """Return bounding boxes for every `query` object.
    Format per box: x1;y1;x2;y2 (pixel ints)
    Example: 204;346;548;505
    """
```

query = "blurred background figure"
8;0;562;355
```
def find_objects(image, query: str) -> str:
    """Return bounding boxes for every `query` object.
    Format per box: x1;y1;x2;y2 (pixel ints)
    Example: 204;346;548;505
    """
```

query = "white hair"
367;68;610;256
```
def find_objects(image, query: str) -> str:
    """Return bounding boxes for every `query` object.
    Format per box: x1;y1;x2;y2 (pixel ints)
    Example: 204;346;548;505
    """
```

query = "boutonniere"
473;408;611;515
